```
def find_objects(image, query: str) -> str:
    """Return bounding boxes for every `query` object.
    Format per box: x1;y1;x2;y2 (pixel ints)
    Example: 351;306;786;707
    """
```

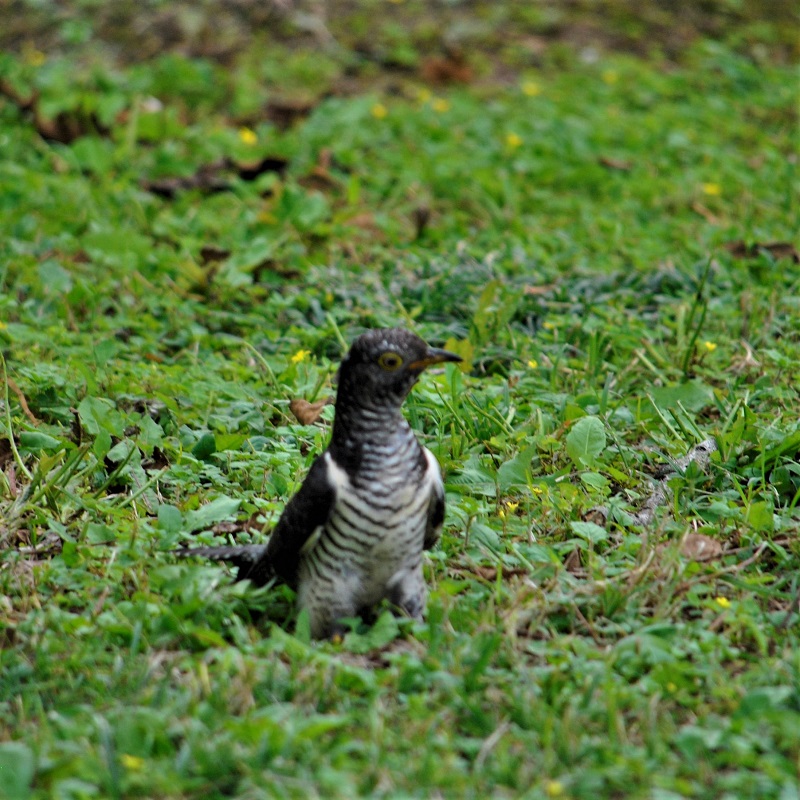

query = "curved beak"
408;347;463;372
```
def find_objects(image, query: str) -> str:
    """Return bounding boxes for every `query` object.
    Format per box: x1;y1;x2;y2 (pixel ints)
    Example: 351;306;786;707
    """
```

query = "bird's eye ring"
377;351;403;371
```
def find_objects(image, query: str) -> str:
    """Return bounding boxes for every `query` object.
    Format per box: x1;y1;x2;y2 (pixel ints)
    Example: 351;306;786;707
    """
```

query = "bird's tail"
175;544;274;585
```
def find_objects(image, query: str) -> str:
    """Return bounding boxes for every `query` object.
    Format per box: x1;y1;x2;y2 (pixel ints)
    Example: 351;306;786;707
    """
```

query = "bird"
179;328;462;639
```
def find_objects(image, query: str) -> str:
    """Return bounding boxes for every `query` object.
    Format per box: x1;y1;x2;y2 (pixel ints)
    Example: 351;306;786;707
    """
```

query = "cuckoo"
180;328;461;639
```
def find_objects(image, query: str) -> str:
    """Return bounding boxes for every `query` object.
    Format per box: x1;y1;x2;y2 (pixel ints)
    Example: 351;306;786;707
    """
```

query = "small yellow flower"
505;501;520;513
545;780;565;797
666;682;677;692
371;103;388;119
527;359;538;369
432;98;450;113
542;321;555;330
291;349;311;364
522;80;542;97
601;69;619;85
505;132;523;149
715;596;731;608
702;182;721;196
238;127;257;145
121;754;145;770
703;341;717;352
531;486;543;495
498;508;506;520
0;320;7;330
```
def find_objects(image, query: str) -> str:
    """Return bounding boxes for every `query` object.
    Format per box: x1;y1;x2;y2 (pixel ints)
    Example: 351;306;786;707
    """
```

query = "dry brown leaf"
583;507;608;525
680;533;723;562
289;398;333;425
523;284;556;296
599;156;632;171
420;49;473;85
563;547;583;574
724;240;799;263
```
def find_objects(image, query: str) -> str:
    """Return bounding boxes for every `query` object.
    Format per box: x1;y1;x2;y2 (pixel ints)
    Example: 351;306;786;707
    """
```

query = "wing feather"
423;448;445;550
263;452;338;586
175;452;337;588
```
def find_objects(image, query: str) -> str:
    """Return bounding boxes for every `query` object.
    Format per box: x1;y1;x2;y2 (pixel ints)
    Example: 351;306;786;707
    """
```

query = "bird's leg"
386;564;427;621
297;574;362;640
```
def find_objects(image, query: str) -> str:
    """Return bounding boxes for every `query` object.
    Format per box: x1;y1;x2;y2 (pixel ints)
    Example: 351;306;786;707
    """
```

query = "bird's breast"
307;450;432;576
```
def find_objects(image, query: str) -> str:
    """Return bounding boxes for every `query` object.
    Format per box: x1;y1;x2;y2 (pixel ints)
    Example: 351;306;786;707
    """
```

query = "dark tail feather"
175;545;274;586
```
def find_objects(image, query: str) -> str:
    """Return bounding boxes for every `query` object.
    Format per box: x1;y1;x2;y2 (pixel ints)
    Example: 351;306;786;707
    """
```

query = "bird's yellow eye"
377;351;403;371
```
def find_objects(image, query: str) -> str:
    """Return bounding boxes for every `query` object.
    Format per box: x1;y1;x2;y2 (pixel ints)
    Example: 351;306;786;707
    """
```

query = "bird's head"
336;328;462;409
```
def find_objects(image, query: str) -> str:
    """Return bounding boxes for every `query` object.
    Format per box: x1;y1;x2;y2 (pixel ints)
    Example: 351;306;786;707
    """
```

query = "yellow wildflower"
527;359;538;369
505;132;523;149
702;182;721;196
291;349;311;364
499;500;519;519
121;754;145;770
522;80;542;97
715;596;731;608
666;682;677;693
432;98;450;113
371;103;388;119
601;69;619;85
703;341;717;352
238;127;257;145
542;321;555;330
545;780;565;797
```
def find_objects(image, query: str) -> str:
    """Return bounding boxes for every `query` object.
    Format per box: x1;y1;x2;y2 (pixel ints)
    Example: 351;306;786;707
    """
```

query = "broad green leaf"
648;380;714;413
158;504;184;533
0;741;35;800
84;523;116;544
579;471;610;492
78;396;125;437
745;500;774;532
18;431;63;453
192;433;217;459
566;416;606;468
185;496;241;532
497;445;538;491
570;520;608;543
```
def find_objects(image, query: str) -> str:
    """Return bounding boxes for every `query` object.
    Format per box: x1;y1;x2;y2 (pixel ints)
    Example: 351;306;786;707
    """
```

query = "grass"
1;3;799;798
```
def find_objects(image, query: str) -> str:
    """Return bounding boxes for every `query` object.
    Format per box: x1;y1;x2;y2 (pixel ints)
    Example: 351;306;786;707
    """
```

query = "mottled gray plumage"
180;328;461;638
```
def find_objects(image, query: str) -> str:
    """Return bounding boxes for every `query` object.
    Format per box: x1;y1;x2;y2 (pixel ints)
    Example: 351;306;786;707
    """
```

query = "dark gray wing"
176;452;337;588
263;452;337;587
423;448;445;550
